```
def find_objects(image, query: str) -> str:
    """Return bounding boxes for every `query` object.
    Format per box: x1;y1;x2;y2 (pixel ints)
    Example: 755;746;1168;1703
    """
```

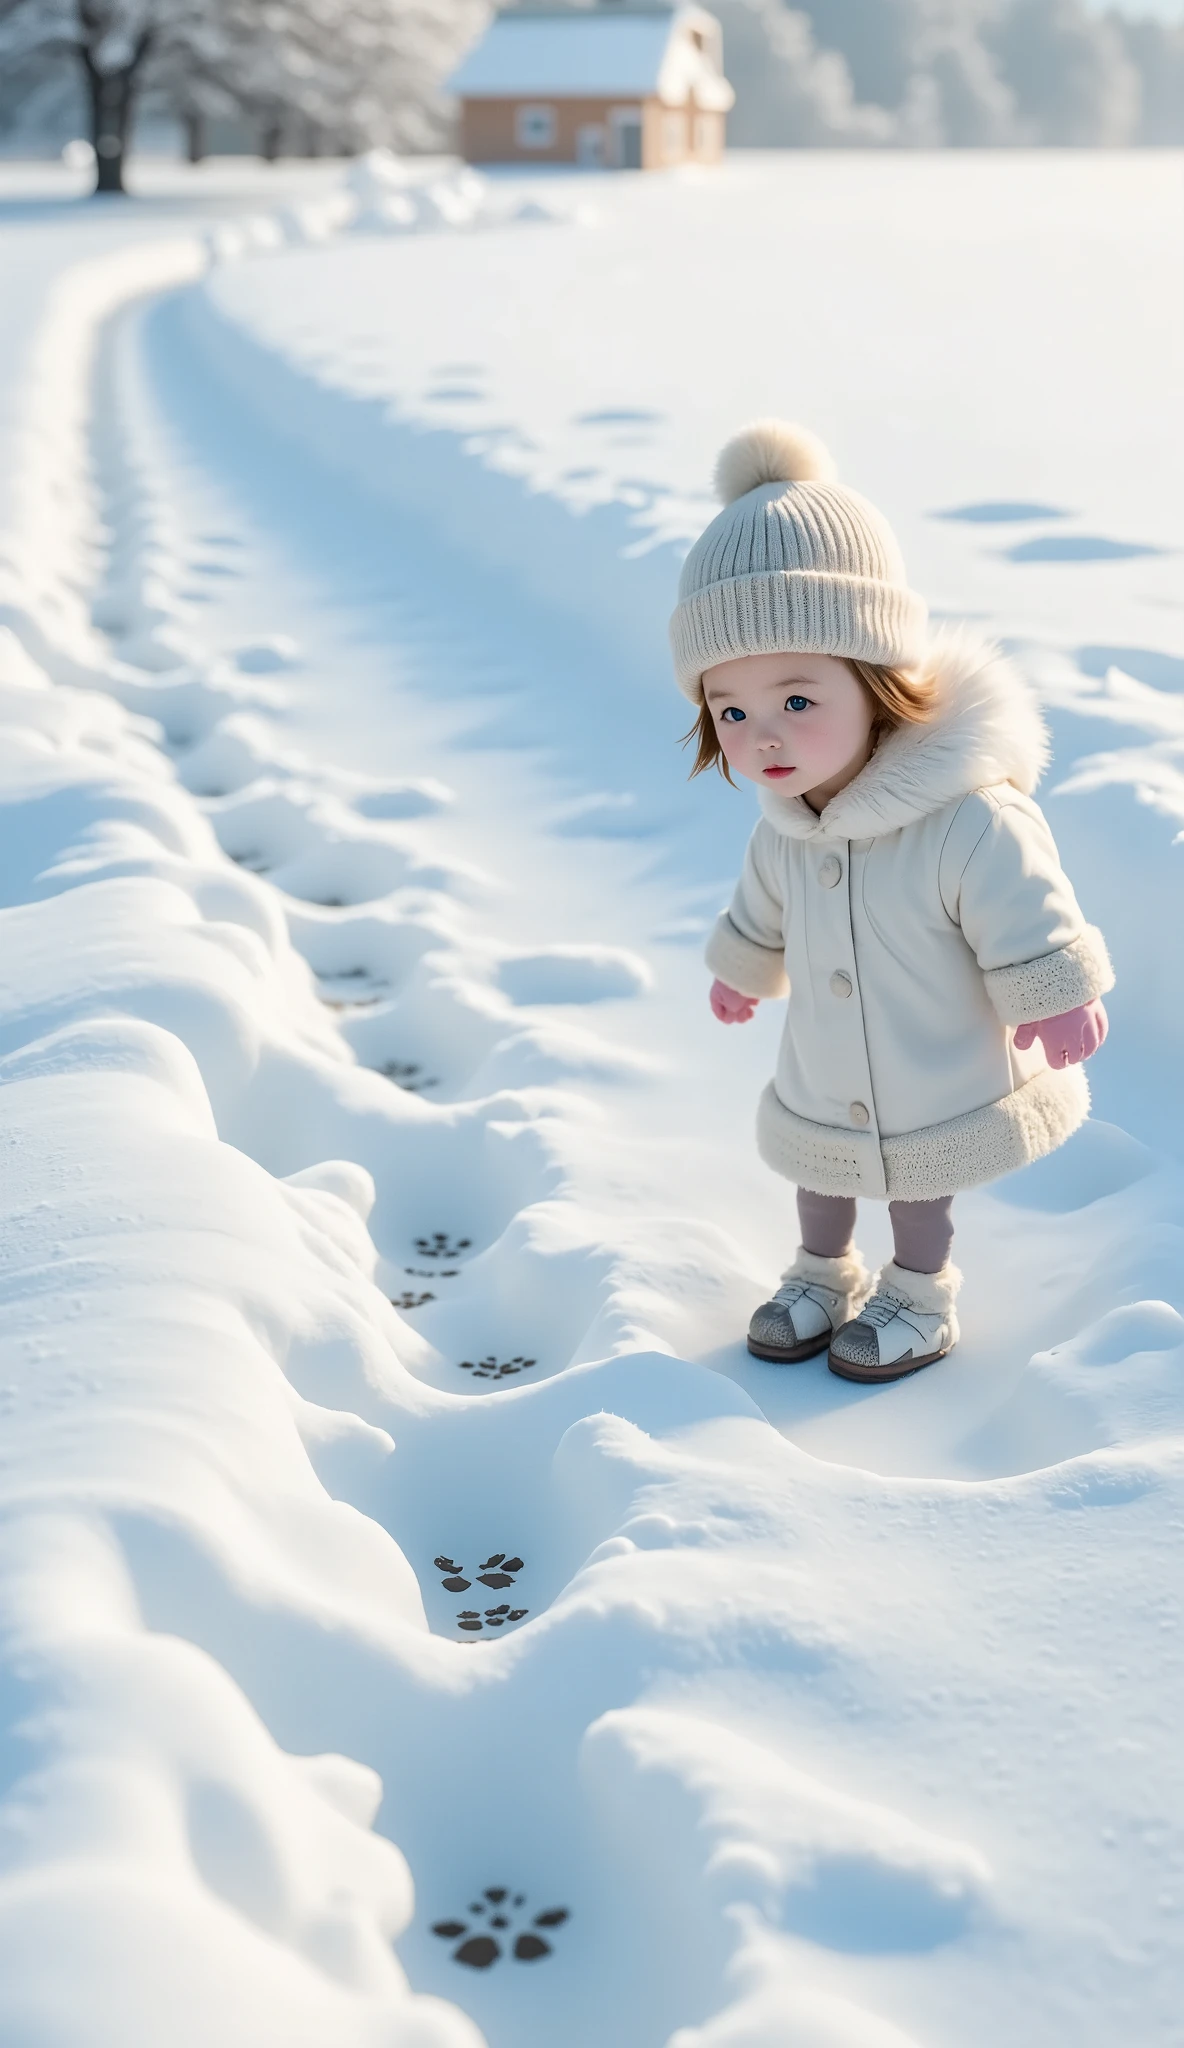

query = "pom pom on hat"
713;418;838;504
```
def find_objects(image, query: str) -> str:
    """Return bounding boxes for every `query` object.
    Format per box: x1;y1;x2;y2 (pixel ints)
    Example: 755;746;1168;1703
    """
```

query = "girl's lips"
763;765;793;779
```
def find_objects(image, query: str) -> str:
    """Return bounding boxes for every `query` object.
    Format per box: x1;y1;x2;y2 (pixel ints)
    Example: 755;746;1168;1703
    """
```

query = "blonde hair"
683;657;936;789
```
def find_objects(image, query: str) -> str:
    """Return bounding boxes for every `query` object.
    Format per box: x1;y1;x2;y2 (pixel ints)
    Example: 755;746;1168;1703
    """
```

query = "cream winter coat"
706;631;1114;1202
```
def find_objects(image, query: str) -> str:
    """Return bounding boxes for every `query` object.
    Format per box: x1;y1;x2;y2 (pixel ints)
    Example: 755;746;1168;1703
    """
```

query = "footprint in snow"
352;781;452;822
497;943;651;1006
405;1232;471;1278
432;1890;569;1968
435;1553;528;1631
435;1551;525;1593
459;1353;536;1380
380;1060;440;1093
574;406;662;425
318;968;385;1010
234;634;301;673
456;1603;529;1632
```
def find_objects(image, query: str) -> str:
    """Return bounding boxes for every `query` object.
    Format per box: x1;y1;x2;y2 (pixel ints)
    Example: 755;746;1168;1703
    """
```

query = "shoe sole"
827;1343;951;1384
747;1332;832;1364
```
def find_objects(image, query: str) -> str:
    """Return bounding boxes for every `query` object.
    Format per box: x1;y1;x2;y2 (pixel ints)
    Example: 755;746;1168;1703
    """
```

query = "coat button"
829;970;852;999
819;855;842;888
849;1101;870;1127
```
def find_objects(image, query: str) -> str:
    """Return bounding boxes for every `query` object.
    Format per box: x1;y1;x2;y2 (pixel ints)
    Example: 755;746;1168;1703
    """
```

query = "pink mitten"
1014;999;1109;1066
710;978;759;1025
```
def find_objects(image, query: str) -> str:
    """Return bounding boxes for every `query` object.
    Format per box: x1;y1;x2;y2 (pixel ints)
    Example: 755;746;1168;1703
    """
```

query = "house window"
516;104;556;150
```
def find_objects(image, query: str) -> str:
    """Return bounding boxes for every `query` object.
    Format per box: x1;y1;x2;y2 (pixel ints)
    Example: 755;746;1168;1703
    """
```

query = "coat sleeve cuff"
984;925;1115;1026
705;912;789;1000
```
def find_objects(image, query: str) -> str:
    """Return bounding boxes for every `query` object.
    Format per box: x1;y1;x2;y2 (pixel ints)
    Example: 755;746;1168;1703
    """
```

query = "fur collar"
756;626;1050;842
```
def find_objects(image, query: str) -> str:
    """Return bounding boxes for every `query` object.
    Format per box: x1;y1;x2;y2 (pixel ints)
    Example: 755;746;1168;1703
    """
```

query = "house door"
609;108;643;169
577;123;605;168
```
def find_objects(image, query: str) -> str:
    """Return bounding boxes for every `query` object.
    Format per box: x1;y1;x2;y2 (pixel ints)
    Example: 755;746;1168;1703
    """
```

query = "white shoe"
747;1248;872;1364
828;1260;961;1382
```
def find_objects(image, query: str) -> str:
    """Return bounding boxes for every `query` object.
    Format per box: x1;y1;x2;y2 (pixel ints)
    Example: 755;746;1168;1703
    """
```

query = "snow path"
0;160;1181;2045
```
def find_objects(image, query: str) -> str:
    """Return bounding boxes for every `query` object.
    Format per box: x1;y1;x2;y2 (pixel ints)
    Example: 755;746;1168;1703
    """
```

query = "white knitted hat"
669;420;928;703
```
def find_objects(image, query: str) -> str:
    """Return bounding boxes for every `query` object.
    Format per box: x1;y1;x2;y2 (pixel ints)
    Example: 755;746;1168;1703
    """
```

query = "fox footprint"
381;1059;439;1093
457;1602;528;1632
459;1353;536;1381
435;1552;524;1592
435;1553;527;1632
432;1888;569;1968
405;1231;472;1279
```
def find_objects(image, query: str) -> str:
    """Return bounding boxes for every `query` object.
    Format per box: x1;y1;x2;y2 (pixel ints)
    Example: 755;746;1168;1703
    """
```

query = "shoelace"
858;1290;911;1328
773;1279;812;1308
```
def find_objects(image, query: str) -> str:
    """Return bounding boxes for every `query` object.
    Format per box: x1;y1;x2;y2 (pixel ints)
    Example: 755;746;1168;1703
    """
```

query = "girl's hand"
710;978;759;1024
1014;999;1109;1066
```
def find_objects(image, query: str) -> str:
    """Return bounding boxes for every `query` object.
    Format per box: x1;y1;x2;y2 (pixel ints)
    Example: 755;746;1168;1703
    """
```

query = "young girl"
672;420;1112;1383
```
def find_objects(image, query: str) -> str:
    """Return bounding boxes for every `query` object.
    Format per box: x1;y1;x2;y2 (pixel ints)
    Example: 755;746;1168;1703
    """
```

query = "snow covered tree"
0;0;231;190
709;0;892;146
0;0;486;190
1118;16;1184;145
212;0;485;158
986;0;1139;146
717;0;1148;149
313;0;486;154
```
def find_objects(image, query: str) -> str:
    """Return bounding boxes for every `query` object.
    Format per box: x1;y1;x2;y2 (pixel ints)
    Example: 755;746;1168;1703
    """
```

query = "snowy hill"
0;151;1181;2046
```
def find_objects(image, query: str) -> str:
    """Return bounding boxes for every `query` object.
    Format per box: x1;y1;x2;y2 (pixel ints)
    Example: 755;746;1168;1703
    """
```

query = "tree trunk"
261;117;284;162
79;23;152;197
87;66;128;193
184;111;207;164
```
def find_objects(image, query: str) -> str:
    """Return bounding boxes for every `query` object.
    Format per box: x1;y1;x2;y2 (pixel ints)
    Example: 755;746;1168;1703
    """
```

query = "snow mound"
348;154;493;236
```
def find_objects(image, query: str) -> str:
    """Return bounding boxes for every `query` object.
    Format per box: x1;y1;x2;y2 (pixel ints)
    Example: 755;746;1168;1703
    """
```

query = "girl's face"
702;650;876;811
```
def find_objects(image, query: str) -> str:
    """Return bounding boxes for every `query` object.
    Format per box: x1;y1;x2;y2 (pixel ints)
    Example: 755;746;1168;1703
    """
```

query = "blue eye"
786;694;810;712
720;706;745;723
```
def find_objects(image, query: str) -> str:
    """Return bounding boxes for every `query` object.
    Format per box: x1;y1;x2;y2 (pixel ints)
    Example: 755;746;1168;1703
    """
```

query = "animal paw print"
460;1354;536;1380
381;1059;440;1093
435;1552;525;1593
457;1603;529;1633
475;1552;523;1590
432;1889;569;1968
319;968;384;1012
392;1289;435;1310
405;1232;472;1278
435;1553;527;1632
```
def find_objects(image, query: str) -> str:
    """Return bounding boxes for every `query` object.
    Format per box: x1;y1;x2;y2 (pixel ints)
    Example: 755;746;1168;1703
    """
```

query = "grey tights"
797;1186;954;1276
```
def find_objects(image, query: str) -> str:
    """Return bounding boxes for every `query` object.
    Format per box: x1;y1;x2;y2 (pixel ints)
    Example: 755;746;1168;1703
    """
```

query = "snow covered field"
0;149;1182;2046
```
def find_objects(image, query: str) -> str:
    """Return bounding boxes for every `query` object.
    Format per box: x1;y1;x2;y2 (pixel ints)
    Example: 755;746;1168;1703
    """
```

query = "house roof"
447;4;734;110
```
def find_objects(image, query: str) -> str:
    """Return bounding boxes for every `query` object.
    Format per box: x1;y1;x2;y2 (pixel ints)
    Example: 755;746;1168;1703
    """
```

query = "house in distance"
447;1;734;170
